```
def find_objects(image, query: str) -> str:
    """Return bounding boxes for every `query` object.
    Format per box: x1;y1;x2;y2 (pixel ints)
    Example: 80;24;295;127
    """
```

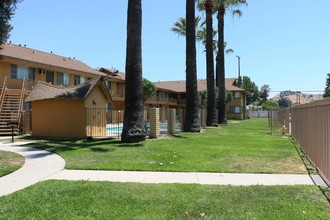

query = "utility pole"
236;55;241;86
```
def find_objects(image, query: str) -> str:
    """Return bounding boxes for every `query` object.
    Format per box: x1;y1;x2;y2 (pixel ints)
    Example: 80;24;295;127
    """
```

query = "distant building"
0;43;250;137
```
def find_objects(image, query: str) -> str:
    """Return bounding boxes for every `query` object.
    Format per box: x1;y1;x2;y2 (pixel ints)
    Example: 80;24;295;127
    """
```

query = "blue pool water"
106;123;169;132
107;126;123;132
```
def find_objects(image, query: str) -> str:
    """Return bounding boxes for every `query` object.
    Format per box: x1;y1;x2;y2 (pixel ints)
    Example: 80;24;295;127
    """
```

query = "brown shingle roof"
99;67;125;81
0;43;105;76
26;76;103;102
154;78;247;93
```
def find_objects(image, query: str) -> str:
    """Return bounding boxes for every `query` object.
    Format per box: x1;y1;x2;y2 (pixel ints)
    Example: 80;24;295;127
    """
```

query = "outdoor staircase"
0;78;26;136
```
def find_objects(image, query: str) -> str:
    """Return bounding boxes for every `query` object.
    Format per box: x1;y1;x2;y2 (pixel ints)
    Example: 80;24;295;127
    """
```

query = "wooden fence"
274;99;330;184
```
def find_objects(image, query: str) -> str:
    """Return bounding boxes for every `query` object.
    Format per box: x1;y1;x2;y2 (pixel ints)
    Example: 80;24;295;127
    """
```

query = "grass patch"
0;150;24;177
20;119;306;173
0;180;329;219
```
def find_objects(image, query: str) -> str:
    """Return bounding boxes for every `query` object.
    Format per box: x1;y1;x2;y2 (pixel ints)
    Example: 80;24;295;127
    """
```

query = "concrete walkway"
48;169;315;186
0;142;65;197
0;142;321;197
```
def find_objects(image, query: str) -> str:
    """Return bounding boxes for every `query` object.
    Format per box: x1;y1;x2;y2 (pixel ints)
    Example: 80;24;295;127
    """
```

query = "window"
56;72;70;86
233;92;241;99
159;92;166;98
105;80;111;90
25;102;32;111
80;76;86;84
230;106;241;114
46;71;54;84
74;75;86;85
106;103;112;111
10;64;35;80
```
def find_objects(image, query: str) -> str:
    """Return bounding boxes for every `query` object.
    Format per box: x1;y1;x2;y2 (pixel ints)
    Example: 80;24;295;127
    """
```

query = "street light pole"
236;55;241;86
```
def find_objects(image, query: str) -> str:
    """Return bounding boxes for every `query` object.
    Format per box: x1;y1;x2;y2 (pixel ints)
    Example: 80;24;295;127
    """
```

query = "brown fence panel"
279;99;330;184
21;110;32;134
85;108;125;138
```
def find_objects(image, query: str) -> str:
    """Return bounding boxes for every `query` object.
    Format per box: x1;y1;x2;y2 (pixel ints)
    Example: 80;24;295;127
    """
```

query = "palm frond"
170;17;187;37
225;49;234;54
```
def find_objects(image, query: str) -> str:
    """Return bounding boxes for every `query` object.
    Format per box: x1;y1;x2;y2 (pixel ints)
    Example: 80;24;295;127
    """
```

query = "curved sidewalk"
0;142;65;197
0;142;320;197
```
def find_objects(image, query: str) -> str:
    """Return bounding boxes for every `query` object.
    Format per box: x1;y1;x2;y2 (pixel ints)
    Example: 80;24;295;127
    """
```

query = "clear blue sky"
9;0;330;96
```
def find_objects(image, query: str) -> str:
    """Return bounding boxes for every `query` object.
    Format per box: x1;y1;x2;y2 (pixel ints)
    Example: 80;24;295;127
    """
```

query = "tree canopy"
262;100;278;111
0;0;22;47
278;97;292;109
259;84;270;104
143;78;156;102
323;73;330;98
241;76;259;105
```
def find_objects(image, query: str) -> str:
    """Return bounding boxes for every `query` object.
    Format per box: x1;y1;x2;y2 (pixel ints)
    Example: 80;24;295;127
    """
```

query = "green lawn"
0;181;329;219
0;150;24;177
22;119;306;174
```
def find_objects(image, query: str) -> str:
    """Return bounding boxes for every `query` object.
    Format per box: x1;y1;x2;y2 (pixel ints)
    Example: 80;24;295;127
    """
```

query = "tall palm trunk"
184;0;201;132
121;0;146;143
205;0;218;127
217;4;227;124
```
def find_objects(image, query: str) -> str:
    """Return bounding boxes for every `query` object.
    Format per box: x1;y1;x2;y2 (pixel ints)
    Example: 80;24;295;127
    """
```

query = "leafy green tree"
323;73;330;98
241;76;259;105
121;0;146;143
278;97;292;108
143;78;156;102
184;0;201;132
259;84;270;104
0;0;22;47
199;90;208;108
225;90;233;103
262;100;278;111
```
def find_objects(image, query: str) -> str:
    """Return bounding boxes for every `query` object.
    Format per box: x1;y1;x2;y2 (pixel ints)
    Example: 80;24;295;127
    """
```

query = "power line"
270;90;323;93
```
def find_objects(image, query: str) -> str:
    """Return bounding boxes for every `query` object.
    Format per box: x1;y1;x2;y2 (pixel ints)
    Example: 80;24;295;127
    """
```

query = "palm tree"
204;0;218;126
184;0;201;132
213;0;246;124
121;0;146;143
171;16;204;39
171;16;223;54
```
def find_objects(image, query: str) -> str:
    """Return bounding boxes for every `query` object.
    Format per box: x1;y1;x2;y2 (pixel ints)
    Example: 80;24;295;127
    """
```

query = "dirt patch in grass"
227;157;307;174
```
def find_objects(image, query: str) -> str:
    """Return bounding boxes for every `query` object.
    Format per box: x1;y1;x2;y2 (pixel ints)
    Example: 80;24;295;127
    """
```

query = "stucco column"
149;108;159;138
177;109;184;131
168;108;176;134
200;109;206;128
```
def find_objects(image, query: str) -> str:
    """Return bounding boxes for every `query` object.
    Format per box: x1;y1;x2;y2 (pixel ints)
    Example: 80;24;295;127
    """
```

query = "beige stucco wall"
85;86;107;108
31;99;86;138
227;92;246;120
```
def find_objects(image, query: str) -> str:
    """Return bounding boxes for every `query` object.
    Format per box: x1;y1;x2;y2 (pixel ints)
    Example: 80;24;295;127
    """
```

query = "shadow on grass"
110;140;144;148
289;137;330;203
168;134;188;139
17;136;144;154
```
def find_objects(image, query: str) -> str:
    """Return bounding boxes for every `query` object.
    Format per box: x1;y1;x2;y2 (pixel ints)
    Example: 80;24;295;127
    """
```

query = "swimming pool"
106;123;170;132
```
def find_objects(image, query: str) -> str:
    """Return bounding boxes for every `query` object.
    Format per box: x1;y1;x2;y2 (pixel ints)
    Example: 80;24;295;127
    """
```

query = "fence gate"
85;108;124;138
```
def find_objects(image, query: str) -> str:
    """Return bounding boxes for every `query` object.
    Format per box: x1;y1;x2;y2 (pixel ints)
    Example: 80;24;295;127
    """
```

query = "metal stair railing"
16;79;27;125
0;76;8;115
